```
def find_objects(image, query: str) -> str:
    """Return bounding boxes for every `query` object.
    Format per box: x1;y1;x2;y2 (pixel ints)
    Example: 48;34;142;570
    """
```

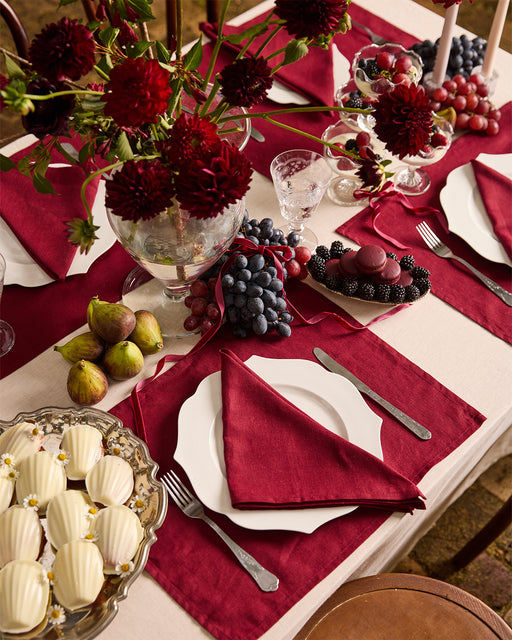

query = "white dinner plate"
0;135;117;286
175;356;383;533
440;153;512;267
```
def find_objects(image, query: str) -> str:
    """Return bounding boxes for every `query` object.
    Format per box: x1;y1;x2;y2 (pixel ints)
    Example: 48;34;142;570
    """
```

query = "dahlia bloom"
274;0;350;40
174;143;253;219
158;112;220;167
102;58;172;128
29;18;96;83
373;84;433;159
355;150;389;193
219;57;273;108
105;159;175;221
21;77;75;139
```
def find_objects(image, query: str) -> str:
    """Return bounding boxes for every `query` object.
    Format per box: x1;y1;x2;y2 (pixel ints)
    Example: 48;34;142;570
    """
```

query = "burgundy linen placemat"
109;279;485;640
338;102;512;345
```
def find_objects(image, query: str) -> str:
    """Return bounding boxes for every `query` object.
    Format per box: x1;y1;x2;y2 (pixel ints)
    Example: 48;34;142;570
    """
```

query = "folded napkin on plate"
0;140;101;281
200;13;335;107
471;159;512;260
220;349;425;513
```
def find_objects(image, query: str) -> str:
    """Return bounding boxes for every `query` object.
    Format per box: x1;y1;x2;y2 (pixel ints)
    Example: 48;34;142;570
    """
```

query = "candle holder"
471;66;499;96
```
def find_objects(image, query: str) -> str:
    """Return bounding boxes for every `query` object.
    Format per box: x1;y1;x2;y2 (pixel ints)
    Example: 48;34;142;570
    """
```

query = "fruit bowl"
0;407;167;640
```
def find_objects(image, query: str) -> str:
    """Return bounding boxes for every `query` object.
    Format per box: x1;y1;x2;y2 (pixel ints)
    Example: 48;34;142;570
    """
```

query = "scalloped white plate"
175;356;383;533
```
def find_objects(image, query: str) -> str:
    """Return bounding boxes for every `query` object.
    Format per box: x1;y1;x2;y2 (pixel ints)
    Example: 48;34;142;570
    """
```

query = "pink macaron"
338;250;360;276
355;245;387;274
373;257;401;285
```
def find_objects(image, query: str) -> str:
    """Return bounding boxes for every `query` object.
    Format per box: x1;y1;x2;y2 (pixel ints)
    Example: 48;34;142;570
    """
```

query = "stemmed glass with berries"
392;114;453;196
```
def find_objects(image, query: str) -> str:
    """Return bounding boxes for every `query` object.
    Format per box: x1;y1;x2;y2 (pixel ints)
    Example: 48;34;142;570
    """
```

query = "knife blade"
313;348;432;441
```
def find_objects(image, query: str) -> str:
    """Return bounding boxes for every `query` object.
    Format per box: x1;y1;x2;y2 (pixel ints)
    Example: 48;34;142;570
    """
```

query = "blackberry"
329;240;345;259
414;277;432;295
308;255;326;281
390;284;406;303
341;247;354;255
359;281;376;300
316;245;331;260
386;252;398;261
404;284;421;302
375;284;391;302
325;274;343;291
346;96;363;109
365;59;380;78
411;265;430;279
345;138;358;152
341;276;359;296
400;254;415;270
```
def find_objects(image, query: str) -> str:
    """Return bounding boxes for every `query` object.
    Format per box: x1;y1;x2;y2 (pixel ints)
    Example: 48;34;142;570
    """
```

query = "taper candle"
431;4;459;86
482;0;510;78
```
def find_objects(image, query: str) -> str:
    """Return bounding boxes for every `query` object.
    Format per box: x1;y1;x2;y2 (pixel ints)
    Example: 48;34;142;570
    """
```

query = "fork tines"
416;221;439;248
161;471;191;509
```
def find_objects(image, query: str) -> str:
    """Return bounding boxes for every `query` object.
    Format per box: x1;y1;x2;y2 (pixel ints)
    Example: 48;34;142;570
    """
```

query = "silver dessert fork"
351;20;388;45
161;471;279;592
416;222;512;306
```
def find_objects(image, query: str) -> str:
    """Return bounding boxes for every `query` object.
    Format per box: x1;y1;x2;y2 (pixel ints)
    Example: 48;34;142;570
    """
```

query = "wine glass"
270;149;331;252
0;254;15;357
393;115;453;196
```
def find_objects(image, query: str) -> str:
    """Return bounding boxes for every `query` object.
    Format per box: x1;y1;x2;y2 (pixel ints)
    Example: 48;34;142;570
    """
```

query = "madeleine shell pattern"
61;423;104;481
94;504;143;574
0;470;15;515
0;505;42;568
0;559;50;634
0;421;43;465
15;450;67;514
52;539;105;612
86;455;134;506
46;489;96;550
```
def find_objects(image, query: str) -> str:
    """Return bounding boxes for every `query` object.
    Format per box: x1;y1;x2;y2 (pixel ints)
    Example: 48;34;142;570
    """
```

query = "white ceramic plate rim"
0;135;117;287
440;153;512;267
175;356;383;533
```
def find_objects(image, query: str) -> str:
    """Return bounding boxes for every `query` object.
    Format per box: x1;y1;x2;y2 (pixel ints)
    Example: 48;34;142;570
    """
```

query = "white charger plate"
440;153;512;268
0;135;116;287
175;356;383;533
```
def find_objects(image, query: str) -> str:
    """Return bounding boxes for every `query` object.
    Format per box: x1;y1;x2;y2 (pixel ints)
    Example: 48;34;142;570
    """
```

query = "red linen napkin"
220;348;425;513
0;139;101;281
471;159;512;260
337;102;512;345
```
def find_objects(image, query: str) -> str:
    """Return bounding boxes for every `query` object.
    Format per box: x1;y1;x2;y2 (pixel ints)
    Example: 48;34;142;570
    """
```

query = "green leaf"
128;0;155;21
183;37;203;71
125;41;154;58
3;54;25;79
0;154;15;172
155;40;171;64
59;0;79;6
78;143;93;165
96;54;113;77
99;26;120;48
33;172;56;194
283;40;309;66
55;141;79;164
224;23;268;45
113;132;134;161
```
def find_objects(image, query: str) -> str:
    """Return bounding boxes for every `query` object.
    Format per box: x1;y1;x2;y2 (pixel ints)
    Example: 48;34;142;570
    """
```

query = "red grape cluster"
374;51;417;87
184;279;222;335
427;73;501;135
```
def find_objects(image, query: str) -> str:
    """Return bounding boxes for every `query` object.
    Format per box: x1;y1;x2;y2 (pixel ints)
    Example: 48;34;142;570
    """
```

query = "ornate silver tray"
0;406;167;640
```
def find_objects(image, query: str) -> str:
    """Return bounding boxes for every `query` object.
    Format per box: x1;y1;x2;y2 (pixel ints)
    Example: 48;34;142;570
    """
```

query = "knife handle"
362;388;432;440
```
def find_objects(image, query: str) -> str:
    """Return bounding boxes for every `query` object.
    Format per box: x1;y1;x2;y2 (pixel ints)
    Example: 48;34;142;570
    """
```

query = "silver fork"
351;20;388;46
161;471;279;592
416;222;512;306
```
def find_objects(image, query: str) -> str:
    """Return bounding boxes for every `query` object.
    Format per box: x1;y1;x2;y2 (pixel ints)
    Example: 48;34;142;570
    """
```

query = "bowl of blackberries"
307;240;432;305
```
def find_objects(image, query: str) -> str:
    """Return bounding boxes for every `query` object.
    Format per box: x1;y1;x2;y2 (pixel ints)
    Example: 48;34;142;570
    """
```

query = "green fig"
129;310;164;355
103;341;144;380
67;360;108;406
87;297;136;344
54;331;104;364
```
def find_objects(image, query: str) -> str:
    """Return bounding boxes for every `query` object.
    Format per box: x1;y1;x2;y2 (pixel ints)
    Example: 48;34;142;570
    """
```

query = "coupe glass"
270;149;331;251
393;115;453;196
0;254;15;357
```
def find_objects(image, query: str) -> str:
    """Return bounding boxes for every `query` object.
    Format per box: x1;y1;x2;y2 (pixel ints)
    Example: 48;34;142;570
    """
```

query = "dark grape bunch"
308;240;432;304
411;34;487;79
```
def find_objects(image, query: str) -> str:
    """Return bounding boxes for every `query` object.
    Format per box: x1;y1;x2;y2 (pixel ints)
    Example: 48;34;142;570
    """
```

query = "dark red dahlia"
219;57;273;108
21;77;75;139
158;112;220;167
105;159;175;221
355;149;387;192
102;58;172;128
29;18;95;83
432;0;473;7
175;142;252;219
373;84;433;159
274;0;349;40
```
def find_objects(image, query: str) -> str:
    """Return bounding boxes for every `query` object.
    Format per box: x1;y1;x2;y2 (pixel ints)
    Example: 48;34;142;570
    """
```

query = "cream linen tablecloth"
1;1;511;639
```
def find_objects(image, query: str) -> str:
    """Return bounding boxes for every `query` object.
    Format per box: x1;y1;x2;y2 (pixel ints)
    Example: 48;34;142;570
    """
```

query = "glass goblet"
270;149;331;252
0;254;15;357
393;116;453;196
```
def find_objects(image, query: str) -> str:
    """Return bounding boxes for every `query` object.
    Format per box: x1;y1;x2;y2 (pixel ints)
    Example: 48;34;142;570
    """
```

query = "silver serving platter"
0;406;167;640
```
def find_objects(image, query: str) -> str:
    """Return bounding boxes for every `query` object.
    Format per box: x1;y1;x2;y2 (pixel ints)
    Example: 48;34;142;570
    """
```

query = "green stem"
202;0;231;90
218;105;370;123
25;89;103;101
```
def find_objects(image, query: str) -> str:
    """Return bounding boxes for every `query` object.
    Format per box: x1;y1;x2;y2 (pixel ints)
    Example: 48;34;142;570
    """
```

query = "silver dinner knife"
313;348;432;441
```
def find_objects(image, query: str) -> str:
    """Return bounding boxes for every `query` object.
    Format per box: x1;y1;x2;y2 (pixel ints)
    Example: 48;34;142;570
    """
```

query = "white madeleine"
0;506;42;568
86;455;134;506
95;504;143;574
0;559;49;634
52;539;105;611
0;421;43;465
46;490;97;550
61;424;103;481
0;469;15;515
15;450;67;514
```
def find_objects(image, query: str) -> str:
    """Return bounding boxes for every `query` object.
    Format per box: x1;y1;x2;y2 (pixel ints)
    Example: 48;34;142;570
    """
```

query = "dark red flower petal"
274;0;349;40
158;112;221;167
21;77;75;139
219;57;273;108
